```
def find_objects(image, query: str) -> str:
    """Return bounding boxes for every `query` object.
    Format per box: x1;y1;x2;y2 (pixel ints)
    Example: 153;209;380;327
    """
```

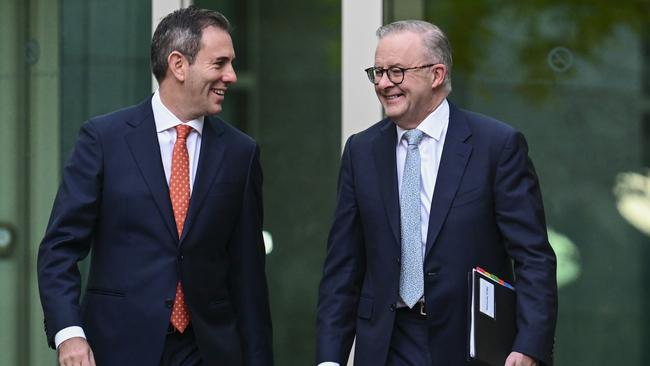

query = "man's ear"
167;51;187;82
431;64;447;89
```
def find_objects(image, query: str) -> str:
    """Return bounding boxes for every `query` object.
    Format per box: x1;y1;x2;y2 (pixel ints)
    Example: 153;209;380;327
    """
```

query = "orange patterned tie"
169;124;192;333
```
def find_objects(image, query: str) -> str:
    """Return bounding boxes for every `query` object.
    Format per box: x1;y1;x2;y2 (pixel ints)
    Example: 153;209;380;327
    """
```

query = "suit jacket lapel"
124;99;178;241
372;120;401;245
181;116;226;242
425;103;472;258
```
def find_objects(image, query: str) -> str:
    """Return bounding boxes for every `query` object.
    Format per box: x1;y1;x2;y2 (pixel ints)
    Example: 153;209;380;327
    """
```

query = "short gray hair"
377;20;452;92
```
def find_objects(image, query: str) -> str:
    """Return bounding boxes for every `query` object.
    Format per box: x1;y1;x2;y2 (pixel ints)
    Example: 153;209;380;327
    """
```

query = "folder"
468;267;516;366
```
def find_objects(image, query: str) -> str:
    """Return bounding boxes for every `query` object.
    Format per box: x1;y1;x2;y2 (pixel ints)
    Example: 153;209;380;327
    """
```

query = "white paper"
479;278;495;318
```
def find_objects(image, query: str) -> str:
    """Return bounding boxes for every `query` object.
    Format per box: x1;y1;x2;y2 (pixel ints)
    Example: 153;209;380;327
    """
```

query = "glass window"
60;1;152;157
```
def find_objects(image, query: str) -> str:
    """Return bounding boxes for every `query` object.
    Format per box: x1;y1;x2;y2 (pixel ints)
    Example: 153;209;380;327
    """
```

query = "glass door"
0;1;29;362
0;0;152;364
194;1;343;364
0;0;61;364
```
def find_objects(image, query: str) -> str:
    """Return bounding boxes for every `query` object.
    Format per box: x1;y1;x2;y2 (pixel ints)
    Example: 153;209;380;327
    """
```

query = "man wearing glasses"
316;20;557;366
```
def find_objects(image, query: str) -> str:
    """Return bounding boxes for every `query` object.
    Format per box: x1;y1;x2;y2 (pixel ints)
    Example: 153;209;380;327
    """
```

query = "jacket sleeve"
37;121;103;348
227;144;274;365
316;135;366;364
493;130;558;365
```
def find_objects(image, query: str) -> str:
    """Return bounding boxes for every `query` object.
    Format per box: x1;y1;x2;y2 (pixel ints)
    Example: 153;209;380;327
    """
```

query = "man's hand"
58;337;96;366
505;351;538;366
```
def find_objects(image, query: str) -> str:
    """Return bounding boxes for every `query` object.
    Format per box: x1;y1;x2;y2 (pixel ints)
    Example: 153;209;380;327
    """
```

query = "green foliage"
423;1;649;100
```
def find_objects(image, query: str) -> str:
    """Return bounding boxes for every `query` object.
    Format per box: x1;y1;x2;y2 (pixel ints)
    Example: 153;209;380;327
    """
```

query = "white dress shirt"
318;100;449;366
395;98;449;261
54;90;204;348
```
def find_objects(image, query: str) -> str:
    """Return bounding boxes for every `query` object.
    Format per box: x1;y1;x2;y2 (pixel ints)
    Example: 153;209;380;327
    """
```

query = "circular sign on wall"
547;46;573;73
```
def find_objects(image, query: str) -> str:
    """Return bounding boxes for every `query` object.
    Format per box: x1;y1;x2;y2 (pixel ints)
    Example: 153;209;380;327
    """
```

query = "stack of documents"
469;267;516;366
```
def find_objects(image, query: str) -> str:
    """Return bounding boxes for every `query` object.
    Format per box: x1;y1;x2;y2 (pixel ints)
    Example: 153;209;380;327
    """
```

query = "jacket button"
426;272;438;277
165;299;174;308
396;257;401;265
178;254;184;261
389;304;396;312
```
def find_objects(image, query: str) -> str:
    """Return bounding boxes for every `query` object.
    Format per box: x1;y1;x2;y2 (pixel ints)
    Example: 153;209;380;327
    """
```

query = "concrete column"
341;0;383;149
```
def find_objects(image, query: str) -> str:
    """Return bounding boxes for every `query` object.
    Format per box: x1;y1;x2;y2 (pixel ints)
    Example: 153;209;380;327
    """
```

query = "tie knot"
175;124;193;140
403;129;424;146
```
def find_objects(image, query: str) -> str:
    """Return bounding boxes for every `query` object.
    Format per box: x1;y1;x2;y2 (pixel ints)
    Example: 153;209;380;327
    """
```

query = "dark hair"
151;6;231;81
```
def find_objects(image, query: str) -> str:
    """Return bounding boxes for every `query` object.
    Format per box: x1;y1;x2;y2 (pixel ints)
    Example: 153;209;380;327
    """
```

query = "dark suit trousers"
159;324;202;366
386;309;433;366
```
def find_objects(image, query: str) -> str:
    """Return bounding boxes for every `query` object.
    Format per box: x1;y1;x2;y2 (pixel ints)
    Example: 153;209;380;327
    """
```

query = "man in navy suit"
317;20;557;366
37;7;273;366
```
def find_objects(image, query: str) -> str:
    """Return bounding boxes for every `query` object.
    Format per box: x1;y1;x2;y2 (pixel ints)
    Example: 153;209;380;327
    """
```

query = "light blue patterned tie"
399;129;425;308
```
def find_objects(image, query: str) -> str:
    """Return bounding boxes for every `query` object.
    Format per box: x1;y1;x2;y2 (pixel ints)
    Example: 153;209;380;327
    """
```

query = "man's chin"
208;106;222;116
383;110;402;122
381;103;403;116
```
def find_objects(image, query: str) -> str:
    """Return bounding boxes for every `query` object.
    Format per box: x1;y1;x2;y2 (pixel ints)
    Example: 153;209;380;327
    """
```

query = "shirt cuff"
54;326;86;349
317;363;340;366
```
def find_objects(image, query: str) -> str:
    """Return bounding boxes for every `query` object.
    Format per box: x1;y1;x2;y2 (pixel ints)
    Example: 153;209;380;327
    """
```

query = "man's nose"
376;72;394;88
223;65;237;84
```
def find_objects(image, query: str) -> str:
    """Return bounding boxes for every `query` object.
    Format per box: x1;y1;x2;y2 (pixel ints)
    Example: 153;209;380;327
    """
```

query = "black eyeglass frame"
364;64;437;85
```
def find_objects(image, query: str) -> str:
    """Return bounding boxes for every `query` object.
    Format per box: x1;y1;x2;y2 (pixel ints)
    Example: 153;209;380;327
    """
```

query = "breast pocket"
208;182;244;197
451;187;488;208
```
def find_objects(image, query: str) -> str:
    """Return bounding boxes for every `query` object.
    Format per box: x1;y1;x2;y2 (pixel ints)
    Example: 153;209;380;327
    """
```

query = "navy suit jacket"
38;97;273;365
317;103;557;366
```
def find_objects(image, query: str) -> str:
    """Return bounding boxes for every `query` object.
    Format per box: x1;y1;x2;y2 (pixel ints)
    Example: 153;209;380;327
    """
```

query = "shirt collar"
396;98;449;144
151;90;204;134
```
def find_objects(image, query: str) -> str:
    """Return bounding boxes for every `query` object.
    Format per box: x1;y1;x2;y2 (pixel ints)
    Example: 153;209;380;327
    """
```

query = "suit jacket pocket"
208;182;244;197
357;296;373;320
208;299;236;325
209;298;230;309
451;187;487;208
86;287;125;297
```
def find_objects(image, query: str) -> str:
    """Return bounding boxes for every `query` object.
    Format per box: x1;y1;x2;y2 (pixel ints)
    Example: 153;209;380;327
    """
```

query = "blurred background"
1;0;648;364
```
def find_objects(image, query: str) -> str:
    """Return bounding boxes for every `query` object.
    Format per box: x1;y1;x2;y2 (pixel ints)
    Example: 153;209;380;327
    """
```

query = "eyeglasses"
364;64;437;85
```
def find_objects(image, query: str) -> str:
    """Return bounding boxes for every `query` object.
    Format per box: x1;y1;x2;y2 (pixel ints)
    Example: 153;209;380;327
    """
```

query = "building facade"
0;0;648;364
